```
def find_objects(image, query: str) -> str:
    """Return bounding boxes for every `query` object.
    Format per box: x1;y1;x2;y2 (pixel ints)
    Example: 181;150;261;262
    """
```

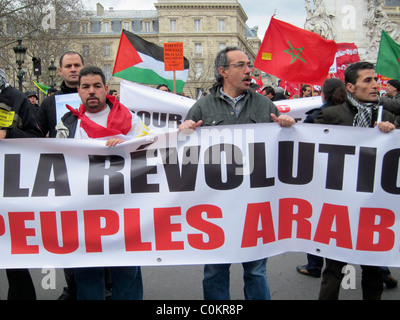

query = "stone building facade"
76;0;261;98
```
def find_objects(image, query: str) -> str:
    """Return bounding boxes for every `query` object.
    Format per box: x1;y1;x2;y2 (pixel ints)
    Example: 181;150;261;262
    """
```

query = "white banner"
1;123;400;269
119;80;321;129
120;80;195;133
274;96;322;122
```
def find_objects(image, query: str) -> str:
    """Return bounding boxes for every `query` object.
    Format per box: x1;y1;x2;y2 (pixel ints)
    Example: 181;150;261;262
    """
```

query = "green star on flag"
284;40;306;64
254;17;337;85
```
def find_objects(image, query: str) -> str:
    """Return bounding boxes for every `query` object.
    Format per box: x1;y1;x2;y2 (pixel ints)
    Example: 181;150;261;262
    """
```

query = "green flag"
33;81;50;95
376;30;400;79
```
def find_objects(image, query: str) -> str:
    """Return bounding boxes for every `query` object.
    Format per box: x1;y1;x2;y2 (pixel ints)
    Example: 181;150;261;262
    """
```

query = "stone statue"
304;0;335;40
364;0;400;62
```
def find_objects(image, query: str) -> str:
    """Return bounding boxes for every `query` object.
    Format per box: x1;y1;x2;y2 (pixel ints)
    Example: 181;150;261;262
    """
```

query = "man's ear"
219;66;227;79
346;82;355;95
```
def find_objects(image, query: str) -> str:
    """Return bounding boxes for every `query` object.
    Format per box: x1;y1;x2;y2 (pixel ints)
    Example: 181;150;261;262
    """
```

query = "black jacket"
314;101;396;127
0;86;42;138
37;81;78;137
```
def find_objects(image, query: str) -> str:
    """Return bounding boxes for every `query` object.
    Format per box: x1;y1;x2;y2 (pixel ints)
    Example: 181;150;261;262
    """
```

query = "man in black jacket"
36;52;84;300
0;69;41;300
37;51;84;137
0;71;41;139
315;61;395;300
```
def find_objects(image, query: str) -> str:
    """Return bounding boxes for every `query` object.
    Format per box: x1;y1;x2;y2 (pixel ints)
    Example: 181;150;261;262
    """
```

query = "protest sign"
0;123;399;268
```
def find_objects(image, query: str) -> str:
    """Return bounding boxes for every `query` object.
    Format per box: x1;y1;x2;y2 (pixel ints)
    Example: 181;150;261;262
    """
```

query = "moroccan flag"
254;17;337;85
113;30;189;93
376;30;400;79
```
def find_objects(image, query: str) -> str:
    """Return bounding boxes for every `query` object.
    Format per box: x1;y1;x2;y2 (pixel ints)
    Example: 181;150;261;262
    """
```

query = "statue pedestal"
308;0;398;63
325;1;371;60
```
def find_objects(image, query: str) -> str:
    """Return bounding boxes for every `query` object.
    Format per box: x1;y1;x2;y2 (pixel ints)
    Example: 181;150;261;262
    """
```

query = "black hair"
344;61;375;85
78;66;106;86
322;78;347;105
214;46;242;84
59;51;85;68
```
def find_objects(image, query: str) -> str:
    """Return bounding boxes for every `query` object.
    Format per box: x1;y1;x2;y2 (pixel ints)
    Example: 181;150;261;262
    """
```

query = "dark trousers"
305;254;324;276
319;259;383;300
6;269;36;300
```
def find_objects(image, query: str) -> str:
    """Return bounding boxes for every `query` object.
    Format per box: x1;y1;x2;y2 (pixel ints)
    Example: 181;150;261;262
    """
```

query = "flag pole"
173;71;177;94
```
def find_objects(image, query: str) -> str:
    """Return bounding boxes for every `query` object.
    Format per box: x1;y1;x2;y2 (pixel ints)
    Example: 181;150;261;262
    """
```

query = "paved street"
0;252;399;300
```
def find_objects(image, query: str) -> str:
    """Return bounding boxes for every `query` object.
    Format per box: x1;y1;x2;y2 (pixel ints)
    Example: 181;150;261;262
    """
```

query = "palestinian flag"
376;30;400;79
113;30;189;93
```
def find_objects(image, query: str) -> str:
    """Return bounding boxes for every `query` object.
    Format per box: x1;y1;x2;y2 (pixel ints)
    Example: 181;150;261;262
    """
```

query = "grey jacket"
185;84;280;126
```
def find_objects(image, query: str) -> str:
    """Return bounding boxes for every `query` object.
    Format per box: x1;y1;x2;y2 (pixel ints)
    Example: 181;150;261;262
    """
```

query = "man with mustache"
179;47;295;300
56;66;149;299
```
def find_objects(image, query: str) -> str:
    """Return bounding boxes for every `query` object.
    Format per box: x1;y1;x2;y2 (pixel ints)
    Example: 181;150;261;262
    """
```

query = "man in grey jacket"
179;47;294;300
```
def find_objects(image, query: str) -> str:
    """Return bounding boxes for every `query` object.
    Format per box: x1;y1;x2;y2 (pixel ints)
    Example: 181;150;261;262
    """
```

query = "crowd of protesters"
0;45;399;300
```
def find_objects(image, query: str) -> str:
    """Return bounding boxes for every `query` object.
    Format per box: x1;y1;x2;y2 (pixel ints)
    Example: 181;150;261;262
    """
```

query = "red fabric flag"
251;75;264;93
66;95;133;139
331;43;360;81
255;17;338;85
279;80;300;99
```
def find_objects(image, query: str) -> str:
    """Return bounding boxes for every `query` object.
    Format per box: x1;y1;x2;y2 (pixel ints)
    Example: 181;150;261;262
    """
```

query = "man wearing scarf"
314;61;396;300
56;66;149;300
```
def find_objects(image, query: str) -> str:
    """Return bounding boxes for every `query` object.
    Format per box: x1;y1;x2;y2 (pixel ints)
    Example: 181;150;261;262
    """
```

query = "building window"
82;45;90;58
143;21;152;32
102;21;111;33
219;43;226;51
170;19;177;32
104;64;112;81
194;43;202;56
218;19;225;32
194;19;201;31
195;62;203;80
103;45;111;58
82;22;89;34
122;21;131;31
60;23;68;32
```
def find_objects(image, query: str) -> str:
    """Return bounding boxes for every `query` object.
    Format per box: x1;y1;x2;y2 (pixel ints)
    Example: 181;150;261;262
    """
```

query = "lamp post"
48;60;57;88
13;39;27;91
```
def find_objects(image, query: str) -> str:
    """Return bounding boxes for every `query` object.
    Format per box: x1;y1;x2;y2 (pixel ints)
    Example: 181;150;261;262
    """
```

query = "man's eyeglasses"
225;62;254;70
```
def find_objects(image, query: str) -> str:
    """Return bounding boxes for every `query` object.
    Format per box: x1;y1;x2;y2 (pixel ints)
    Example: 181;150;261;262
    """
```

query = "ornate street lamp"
48;60;57;88
13;39;27;91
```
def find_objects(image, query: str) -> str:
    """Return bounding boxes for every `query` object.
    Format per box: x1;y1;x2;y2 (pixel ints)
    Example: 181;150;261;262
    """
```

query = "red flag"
279;80;299;99
66;96;133;139
331;43;360;81
251;75;263;93
255;17;337;85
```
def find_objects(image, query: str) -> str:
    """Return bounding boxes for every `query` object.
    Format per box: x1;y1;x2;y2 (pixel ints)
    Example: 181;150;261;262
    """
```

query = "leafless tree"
0;0;86;92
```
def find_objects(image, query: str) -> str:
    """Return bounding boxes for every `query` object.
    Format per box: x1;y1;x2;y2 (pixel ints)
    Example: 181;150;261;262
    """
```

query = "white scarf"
347;92;378;128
